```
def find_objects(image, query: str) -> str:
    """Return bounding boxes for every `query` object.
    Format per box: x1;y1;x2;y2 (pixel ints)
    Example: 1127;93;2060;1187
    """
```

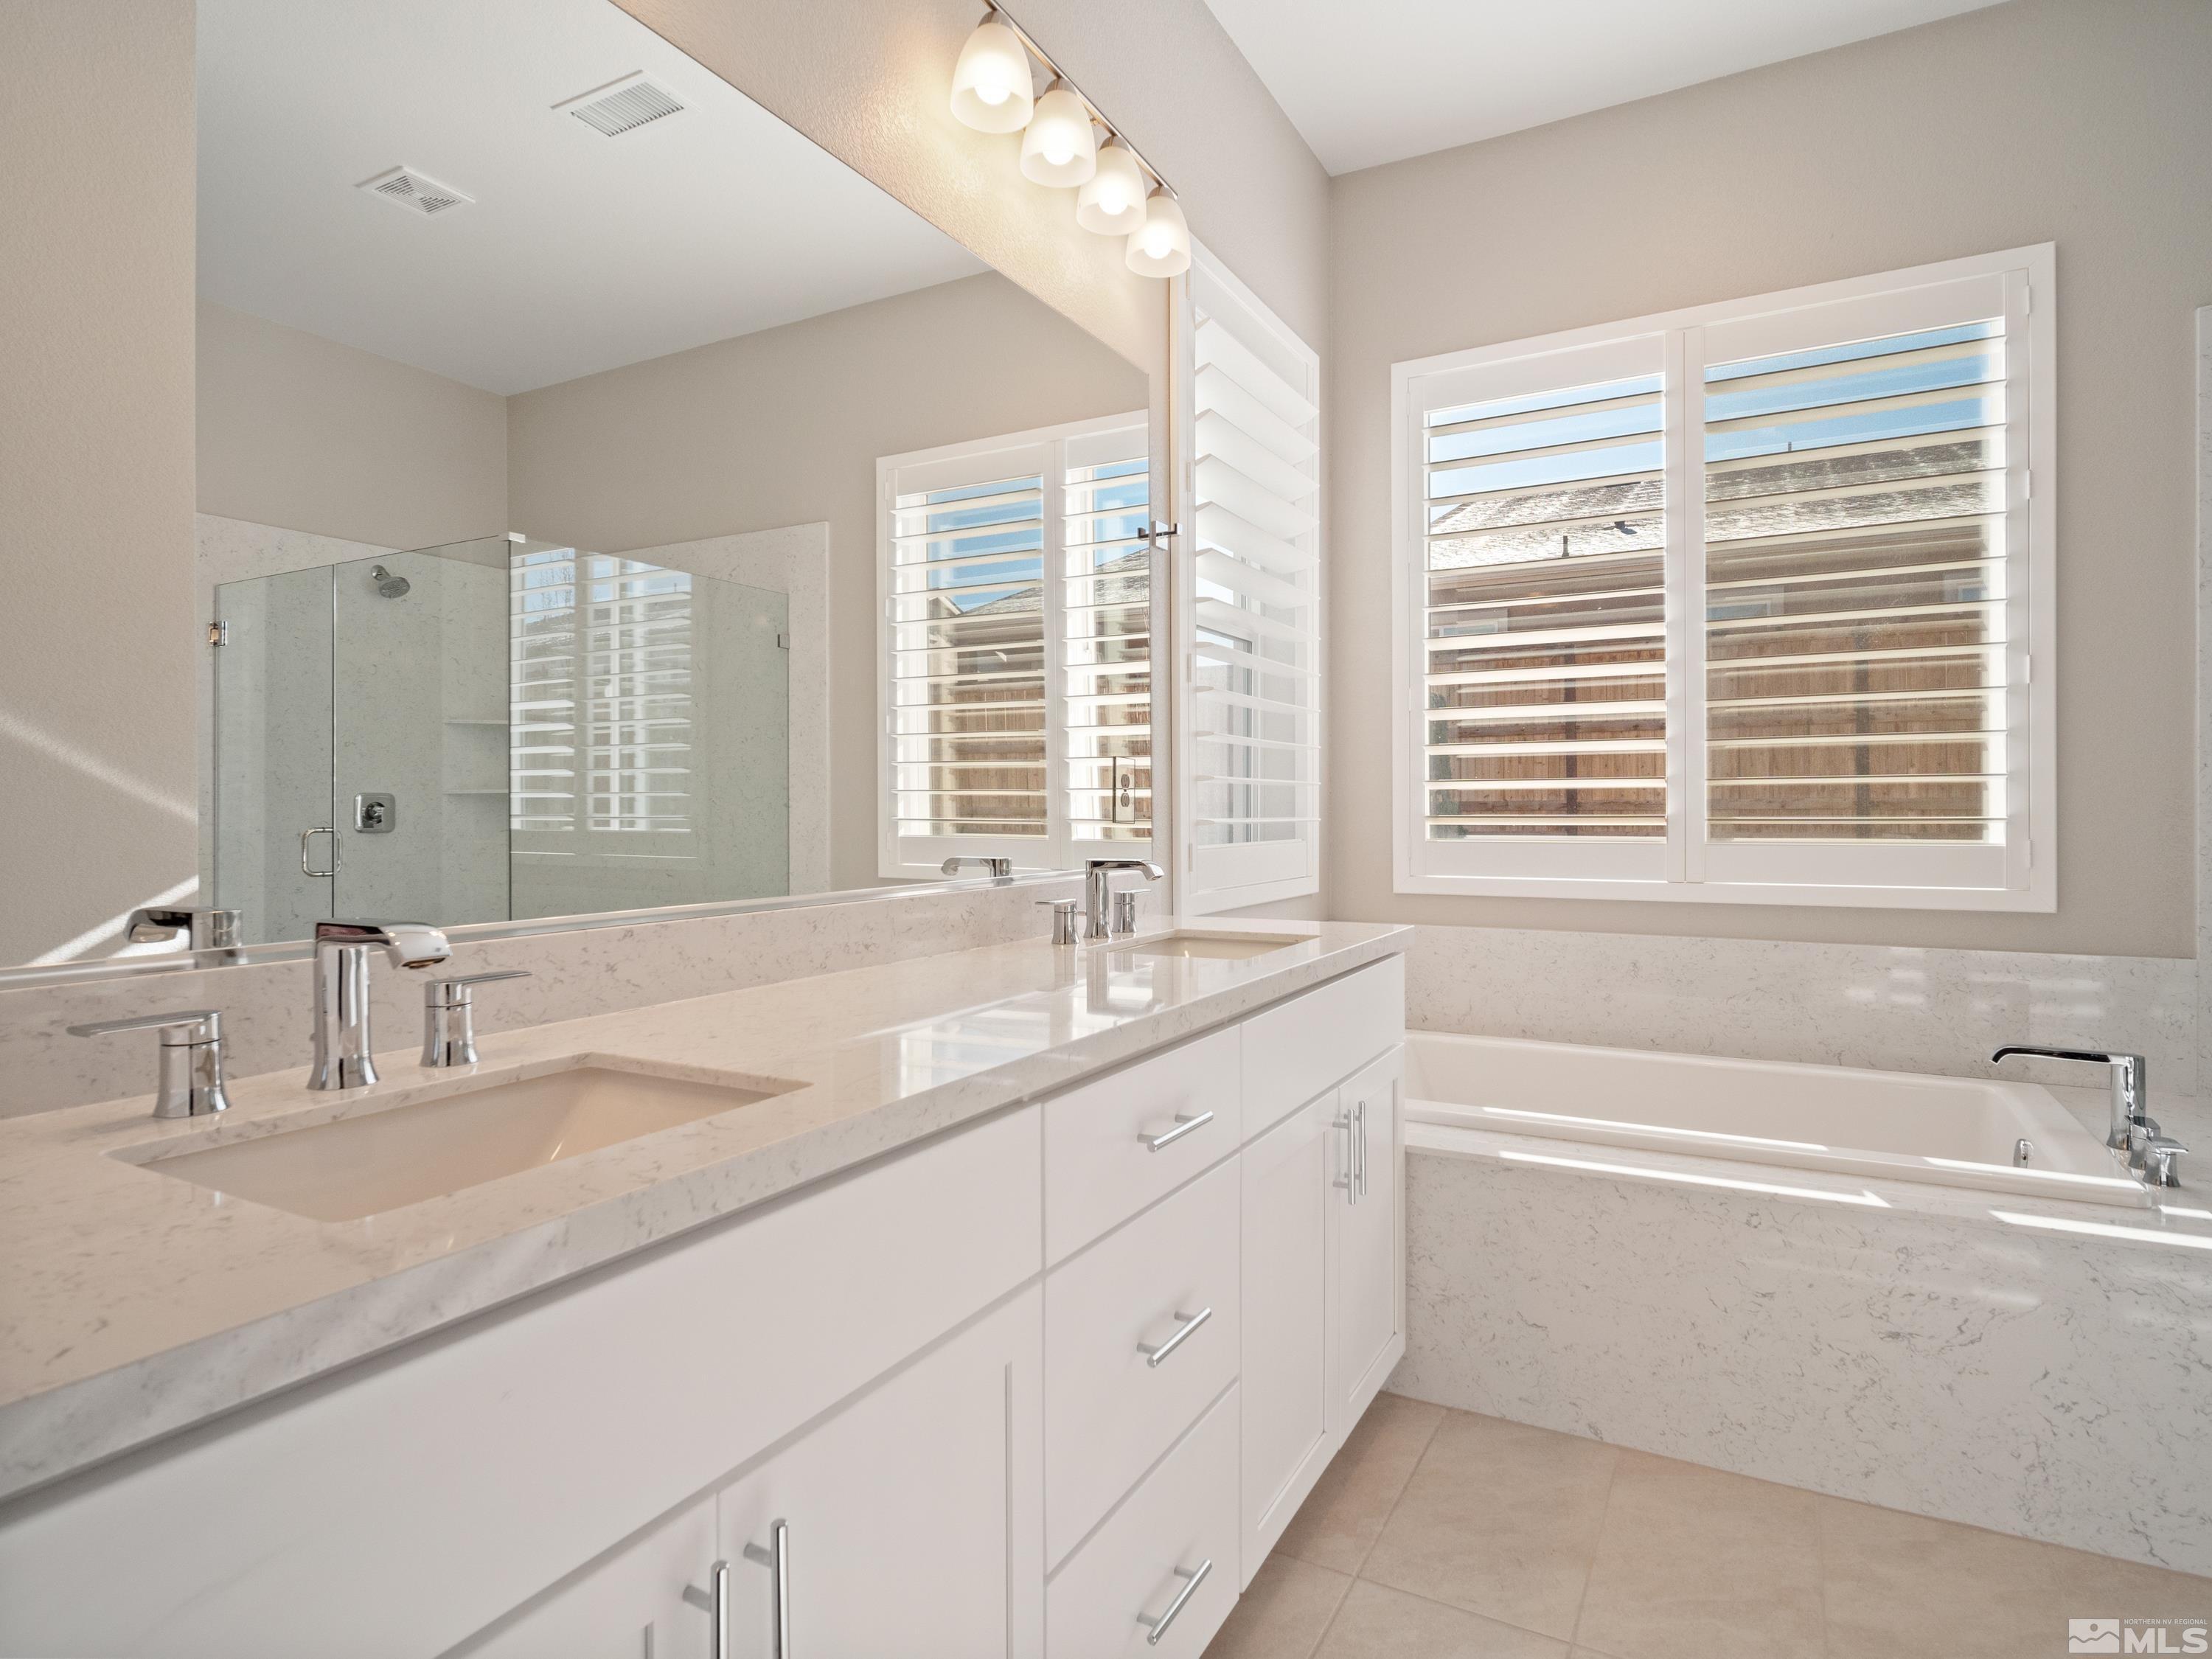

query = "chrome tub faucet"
1992;1045;2185;1186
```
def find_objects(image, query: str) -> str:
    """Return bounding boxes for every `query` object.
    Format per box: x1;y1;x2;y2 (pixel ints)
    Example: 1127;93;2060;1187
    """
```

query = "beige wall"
196;301;508;551
508;271;1149;892
0;0;198;967
1327;0;2212;958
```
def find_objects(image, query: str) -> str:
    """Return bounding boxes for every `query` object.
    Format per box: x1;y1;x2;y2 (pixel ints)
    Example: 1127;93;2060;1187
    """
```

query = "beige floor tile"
1360;1411;1617;1641
1276;1392;1447;1574
1820;1495;2076;1659
1315;1580;1570;1658
2056;1545;2212;1623
1574;1450;1824;1659
1203;1556;1352;1659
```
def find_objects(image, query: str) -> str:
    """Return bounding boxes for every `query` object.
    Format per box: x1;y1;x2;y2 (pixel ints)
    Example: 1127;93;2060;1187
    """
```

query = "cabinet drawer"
1044;1024;1240;1263
1044;1155;1239;1566
1046;1383;1239;1659
0;1107;1042;1659
1240;958;1403;1140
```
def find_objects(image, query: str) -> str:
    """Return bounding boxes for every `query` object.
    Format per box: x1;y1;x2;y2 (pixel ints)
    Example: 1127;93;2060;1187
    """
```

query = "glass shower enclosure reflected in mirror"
212;536;790;947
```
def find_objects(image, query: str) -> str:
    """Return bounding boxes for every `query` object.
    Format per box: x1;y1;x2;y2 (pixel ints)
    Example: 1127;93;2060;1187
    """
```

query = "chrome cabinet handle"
1345;1097;1363;1203
684;1559;732;1659
743;1519;790;1658
1137;1557;1213;1646
1138;1305;1212;1368
1141;1110;1213;1153
299;826;341;878
1332;1108;1354;1200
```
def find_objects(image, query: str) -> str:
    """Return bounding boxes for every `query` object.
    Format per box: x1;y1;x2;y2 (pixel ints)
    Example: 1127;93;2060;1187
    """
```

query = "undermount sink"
1119;931;1316;961
128;1062;797;1222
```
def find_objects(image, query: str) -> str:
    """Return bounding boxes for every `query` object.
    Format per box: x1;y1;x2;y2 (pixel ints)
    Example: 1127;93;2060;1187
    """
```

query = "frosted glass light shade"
950;16;1033;133
1125;189;1191;278
1020;82;1097;187
1076;139;1147;235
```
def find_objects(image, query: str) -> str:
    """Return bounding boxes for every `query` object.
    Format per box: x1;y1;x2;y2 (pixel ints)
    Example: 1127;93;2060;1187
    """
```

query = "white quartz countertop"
0;919;1407;1503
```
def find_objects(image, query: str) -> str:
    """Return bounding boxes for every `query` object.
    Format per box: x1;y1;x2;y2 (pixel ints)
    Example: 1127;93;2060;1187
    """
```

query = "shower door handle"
299;827;341;879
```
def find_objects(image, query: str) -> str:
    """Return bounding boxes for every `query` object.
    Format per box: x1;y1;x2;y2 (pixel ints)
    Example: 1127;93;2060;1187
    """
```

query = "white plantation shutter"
1394;248;2051;908
511;548;697;844
879;414;1150;879
1180;250;1322;910
1409;334;1671;881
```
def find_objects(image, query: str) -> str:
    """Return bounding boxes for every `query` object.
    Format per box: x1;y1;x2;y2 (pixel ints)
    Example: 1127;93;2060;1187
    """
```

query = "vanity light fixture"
1077;138;1147;235
1124;188;1192;278
1020;80;1097;186
948;7;1188;279
949;13;1034;132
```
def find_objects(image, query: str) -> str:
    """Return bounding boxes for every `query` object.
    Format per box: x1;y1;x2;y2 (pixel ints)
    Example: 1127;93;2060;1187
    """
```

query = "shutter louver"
1703;320;2007;846
1063;425;1152;846
1186;255;1322;905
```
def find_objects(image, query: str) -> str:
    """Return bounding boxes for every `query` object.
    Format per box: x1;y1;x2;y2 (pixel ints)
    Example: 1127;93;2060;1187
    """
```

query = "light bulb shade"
950;16;1033;133
1124;189;1192;278
1076;139;1147;235
1019;83;1097;187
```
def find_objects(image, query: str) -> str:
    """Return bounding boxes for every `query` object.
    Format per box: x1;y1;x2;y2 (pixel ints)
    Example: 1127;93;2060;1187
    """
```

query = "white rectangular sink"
130;1062;796;1222
1120;931;1316;961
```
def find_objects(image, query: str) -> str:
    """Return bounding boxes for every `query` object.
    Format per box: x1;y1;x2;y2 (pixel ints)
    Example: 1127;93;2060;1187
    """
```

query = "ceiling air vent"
555;72;686;138
358;165;473;218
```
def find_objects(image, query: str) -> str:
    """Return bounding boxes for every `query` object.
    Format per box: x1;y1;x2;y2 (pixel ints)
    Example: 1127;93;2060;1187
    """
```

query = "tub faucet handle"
2143;1134;2187;1189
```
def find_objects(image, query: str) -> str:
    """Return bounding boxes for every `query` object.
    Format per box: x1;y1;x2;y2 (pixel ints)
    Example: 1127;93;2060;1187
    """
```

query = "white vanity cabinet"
0;950;1406;1658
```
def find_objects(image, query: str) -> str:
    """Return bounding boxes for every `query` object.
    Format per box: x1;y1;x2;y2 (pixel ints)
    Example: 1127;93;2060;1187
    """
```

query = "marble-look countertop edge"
0;926;1406;1503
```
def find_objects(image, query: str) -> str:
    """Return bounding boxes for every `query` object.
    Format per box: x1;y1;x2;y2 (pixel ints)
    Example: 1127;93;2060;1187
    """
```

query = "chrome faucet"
1992;1045;2186;1186
941;856;1013;879
127;906;245;957
1085;859;1164;941
310;920;451;1091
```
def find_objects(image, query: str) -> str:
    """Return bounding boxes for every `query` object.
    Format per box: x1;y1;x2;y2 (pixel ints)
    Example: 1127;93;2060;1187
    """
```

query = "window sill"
1391;870;2056;913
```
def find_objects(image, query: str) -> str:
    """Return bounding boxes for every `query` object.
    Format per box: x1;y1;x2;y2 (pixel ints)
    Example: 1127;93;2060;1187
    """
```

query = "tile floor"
1203;1395;2212;1659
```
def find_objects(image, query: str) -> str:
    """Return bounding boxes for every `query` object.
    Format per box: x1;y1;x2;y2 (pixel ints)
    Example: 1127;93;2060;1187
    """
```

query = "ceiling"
1201;0;2011;175
198;0;985;394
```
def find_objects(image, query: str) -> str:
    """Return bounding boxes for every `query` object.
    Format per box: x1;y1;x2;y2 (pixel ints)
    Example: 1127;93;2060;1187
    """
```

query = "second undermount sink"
1120;931;1317;961
127;1061;798;1223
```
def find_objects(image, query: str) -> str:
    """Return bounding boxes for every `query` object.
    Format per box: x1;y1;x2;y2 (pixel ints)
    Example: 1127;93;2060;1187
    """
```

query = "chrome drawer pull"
1138;1305;1213;1368
682;1559;731;1659
1137;1557;1213;1645
1141;1110;1214;1153
743;1520;790;1658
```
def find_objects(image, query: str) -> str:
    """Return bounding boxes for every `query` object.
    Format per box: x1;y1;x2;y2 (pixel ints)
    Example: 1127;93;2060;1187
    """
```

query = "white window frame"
1391;244;2056;911
876;411;1152;881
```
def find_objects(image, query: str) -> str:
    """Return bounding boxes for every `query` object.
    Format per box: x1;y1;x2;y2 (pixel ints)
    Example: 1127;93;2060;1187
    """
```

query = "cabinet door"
1237;1088;1335;1587
466;1497;715;1659
1329;1047;1404;1432
714;1287;1043;1658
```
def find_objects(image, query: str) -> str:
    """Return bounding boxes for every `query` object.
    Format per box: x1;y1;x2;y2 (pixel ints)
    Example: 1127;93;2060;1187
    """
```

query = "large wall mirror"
23;0;1160;975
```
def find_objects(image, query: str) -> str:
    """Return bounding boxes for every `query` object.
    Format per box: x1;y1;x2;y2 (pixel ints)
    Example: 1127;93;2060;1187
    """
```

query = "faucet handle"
68;1009;223;1043
2143;1135;2188;1189
1036;897;1079;946
422;971;530;1067
66;1011;229;1118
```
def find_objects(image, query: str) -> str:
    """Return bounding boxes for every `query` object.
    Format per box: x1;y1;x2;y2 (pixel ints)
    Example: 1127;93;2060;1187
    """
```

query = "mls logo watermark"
2071;1618;2211;1653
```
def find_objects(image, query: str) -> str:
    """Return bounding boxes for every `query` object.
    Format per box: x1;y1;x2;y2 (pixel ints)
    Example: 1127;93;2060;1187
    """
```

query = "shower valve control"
355;793;397;833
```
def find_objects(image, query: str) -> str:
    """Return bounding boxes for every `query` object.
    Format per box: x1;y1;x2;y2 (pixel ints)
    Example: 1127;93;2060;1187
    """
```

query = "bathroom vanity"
0;924;1405;1657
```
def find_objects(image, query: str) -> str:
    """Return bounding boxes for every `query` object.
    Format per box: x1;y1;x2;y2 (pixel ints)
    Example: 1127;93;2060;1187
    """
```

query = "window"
877;414;1151;878
1392;246;2053;908
512;548;697;848
1178;248;1324;911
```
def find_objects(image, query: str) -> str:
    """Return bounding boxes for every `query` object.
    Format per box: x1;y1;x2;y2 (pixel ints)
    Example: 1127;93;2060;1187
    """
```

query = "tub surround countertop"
0;919;1407;1505
1408;1081;2212;1245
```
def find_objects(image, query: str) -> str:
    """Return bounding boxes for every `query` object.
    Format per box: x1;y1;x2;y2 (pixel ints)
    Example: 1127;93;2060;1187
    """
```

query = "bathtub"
1404;1032;2149;1208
